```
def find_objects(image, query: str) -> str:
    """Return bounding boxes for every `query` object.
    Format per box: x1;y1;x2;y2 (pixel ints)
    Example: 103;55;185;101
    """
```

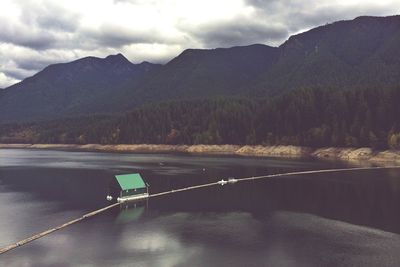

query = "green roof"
115;173;146;190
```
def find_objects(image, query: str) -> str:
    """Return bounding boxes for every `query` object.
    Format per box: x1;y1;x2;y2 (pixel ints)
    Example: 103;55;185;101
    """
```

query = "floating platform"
117;193;149;203
107;173;149;203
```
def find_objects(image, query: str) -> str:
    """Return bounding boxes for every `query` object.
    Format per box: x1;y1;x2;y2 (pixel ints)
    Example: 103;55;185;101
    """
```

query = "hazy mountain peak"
353;14;400;21
104;53;131;64
168;43;278;67
176;44;273;56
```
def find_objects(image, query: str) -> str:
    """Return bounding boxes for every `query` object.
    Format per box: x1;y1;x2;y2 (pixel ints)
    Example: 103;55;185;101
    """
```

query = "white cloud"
0;73;19;88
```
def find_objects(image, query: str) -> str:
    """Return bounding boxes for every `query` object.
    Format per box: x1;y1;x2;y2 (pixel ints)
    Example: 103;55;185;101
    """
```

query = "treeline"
2;87;400;149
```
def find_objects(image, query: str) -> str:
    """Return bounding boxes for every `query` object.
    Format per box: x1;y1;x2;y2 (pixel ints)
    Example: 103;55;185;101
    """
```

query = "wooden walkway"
1;165;399;255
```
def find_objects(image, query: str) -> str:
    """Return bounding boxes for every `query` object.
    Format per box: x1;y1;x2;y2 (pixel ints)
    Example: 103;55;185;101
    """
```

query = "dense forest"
2;16;400;123
2;87;400;149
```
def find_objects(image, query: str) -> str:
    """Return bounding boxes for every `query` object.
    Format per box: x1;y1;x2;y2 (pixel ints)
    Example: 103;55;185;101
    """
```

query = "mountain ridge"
1;15;400;123
0;54;161;122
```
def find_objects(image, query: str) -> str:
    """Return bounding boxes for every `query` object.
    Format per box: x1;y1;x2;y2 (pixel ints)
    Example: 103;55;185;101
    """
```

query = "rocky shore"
311;147;400;165
1;143;400;165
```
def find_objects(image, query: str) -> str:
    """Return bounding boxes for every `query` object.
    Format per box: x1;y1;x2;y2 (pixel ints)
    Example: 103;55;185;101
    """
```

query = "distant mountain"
252;15;400;94
131;44;279;102
0;54;160;122
1;15;400;123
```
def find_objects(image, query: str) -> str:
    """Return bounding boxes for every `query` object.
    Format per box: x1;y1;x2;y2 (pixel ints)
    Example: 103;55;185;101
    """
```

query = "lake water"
1;149;400;267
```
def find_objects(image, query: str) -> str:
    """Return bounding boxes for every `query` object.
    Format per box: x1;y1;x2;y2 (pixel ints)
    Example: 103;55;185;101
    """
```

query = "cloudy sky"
0;0;399;88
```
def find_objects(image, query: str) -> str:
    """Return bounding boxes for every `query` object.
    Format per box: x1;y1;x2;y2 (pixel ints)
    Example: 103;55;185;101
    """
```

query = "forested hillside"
0;54;160;122
1;15;400;123
2;87;400;149
252;15;400;94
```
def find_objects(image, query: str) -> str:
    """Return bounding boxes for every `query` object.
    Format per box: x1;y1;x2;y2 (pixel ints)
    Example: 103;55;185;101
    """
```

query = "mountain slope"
95;15;400;103
131;44;279;102
1;15;400;123
252;15;400;94
0;54;160;122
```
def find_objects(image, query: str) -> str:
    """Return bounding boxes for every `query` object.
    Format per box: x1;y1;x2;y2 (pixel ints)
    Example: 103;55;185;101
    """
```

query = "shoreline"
1;143;400;166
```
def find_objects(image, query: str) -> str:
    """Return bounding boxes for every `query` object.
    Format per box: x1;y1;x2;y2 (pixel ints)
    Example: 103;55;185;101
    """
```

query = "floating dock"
107;173;149;203
117;193;149;203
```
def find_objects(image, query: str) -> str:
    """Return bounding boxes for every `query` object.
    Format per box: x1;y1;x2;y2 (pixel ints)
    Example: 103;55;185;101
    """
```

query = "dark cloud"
0;28;57;50
0;9;75;50
245;0;287;15
2;69;31;80
245;0;399;33
87;27;159;47
113;0;158;4
14;57;63;71
291;4;398;30
85;25;180;48
19;1;81;33
35;13;79;32
0;1;80;50
187;20;288;48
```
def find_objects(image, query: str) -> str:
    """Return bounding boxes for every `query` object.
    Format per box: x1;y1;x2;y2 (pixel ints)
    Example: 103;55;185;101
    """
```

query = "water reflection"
115;202;147;224
1;149;400;266
4;210;400;267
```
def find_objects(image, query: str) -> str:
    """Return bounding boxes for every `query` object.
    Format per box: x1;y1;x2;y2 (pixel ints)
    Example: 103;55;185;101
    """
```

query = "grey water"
1;149;400;267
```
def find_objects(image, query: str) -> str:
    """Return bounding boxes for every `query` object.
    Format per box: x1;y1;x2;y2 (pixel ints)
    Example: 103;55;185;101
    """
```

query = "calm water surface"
1;149;400;267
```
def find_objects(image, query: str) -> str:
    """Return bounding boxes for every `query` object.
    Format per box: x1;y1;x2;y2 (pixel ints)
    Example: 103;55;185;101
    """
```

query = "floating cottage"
106;173;149;203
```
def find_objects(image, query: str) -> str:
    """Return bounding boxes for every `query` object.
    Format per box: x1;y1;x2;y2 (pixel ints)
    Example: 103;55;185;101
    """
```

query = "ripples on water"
1;149;400;267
